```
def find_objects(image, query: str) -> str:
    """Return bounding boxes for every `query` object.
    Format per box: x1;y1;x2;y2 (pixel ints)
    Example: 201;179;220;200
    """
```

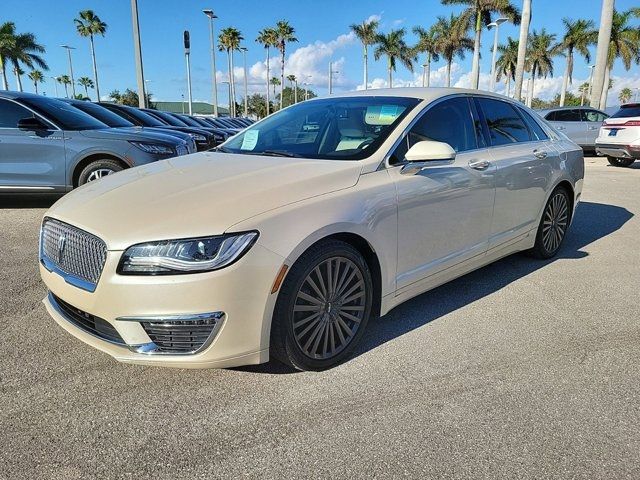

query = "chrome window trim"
0;97;61;131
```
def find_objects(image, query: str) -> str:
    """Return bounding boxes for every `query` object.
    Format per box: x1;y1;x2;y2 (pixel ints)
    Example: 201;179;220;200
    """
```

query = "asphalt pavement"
1;156;639;479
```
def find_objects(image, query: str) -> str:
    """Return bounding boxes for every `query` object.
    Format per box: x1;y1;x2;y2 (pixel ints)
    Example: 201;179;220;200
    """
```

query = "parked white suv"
596;103;640;167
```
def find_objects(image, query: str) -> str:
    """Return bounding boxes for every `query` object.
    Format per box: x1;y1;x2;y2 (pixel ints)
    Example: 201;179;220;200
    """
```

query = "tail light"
624;120;640;127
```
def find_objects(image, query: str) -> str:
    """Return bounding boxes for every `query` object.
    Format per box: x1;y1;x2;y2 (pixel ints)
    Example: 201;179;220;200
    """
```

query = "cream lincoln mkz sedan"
39;88;584;371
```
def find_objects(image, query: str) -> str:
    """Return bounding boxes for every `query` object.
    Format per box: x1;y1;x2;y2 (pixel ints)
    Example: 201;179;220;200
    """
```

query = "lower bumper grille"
140;318;221;354
50;293;124;345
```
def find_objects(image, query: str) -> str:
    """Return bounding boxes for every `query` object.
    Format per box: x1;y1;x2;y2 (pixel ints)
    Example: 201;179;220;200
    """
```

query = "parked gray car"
537;106;609;150
0;91;189;193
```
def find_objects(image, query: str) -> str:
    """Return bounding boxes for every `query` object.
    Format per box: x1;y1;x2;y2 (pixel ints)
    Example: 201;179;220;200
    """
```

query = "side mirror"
18;117;49;131
405;140;456;162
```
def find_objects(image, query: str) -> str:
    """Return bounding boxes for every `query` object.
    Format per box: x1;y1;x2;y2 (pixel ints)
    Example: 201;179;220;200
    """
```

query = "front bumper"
595;143;640;159
40;242;285;368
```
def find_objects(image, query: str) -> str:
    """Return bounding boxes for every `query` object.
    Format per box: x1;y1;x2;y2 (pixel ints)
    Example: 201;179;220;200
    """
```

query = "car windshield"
21;97;108;130
117;106;166;127
148;110;187;126
69;101;134;128
611;105;640;118
221;96;419;160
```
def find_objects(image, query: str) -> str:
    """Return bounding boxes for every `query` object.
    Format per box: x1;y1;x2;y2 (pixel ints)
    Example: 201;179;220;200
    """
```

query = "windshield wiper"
260;150;301;158
214;145;231;153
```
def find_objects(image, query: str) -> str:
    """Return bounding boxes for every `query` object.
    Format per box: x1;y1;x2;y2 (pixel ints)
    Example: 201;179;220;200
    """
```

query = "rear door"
0;98;67;191
581;109;608;147
475;97;555;248
547;109;585;146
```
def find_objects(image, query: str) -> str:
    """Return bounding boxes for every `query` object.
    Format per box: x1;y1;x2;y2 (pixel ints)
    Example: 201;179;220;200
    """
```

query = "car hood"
79;128;174;145
46;152;363;250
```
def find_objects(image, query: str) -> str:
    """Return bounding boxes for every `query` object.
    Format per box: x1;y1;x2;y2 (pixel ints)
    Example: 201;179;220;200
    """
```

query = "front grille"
41;218;107;290
51;293;124;344
141;321;218;353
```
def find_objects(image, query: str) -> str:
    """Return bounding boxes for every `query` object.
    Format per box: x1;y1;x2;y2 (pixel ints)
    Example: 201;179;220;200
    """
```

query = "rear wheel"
270;240;373;371
78;159;124;186
607;156;635;167
529;186;571;259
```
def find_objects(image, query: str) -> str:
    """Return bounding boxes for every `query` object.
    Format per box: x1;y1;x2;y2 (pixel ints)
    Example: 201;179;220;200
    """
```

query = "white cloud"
366;13;383;24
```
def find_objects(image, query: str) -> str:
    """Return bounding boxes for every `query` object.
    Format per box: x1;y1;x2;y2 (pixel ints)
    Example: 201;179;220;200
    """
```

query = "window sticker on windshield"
240;130;259;150
365;105;405;125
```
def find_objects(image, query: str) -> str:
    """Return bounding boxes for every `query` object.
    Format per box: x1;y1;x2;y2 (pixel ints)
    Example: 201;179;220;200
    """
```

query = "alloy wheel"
86;168;115;182
292;256;367;360
542;191;569;253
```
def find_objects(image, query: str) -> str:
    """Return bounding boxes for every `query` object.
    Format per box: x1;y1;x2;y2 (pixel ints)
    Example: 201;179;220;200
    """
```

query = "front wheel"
77;159;124;186
529;186;571;259
270;240;373;371
607;156;635;167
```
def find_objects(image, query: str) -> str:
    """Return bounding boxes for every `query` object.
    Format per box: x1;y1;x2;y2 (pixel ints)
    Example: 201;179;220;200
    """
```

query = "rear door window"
476;97;532;146
553;110;582;122
581;110;608;122
611;106;640;118
518;107;549;141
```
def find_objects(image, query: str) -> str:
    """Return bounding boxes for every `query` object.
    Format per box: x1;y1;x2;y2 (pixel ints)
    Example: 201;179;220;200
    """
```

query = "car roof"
324;87;512;103
538;106;602;114
0;90;42;100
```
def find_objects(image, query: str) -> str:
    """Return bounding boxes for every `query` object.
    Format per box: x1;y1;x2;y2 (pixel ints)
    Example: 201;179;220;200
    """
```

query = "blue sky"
5;0;640;105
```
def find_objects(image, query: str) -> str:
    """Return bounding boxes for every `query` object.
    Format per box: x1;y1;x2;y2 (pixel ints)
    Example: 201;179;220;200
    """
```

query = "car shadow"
0;194;62;209
238;201;632;375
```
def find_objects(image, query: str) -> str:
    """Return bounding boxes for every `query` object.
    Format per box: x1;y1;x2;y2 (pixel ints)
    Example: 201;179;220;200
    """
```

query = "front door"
0;98;66;191
389;96;496;290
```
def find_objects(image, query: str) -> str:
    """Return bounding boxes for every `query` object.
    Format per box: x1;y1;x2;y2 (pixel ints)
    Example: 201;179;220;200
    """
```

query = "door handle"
588;126;599;130
468;159;491;170
533;149;548;159
556;126;566;130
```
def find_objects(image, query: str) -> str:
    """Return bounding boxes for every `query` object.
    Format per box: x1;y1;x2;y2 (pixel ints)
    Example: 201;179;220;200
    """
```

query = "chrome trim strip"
116;312;225;322
47;292;126;347
40;255;97;292
0;185;56;190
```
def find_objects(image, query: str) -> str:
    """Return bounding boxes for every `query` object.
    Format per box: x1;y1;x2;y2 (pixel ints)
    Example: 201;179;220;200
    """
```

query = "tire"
270;240;373;371
529;186;571;259
77;159;124;186
607;156;635;167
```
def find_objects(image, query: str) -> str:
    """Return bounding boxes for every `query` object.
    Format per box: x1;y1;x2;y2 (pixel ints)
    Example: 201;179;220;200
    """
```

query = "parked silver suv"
537;106;609;150
0;91;189;193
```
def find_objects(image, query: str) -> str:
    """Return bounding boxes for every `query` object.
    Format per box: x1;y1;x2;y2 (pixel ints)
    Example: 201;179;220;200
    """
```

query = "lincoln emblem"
57;234;66;263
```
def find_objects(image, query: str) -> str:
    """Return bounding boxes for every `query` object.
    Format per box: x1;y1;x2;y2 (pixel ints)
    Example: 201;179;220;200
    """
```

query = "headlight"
117;232;258;275
190;133;207;141
129;141;174;155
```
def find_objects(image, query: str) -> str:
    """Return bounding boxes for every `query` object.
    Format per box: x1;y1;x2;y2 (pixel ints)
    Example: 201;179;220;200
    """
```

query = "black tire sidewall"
78;159;124;186
272;241;373;371
607;156;635;167
533;186;571;259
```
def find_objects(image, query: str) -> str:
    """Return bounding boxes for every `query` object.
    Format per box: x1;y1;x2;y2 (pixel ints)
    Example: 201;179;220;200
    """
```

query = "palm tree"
274;20;297;109
374;29;416;87
412;25;440;87
495;36;518;96
350;19;379;89
77;76;94;99
525;29;558;107
256;27;278;115
13;66;24;91
74;10;107;102
590;0;615;108
557;19;597;106
58;74;71;98
0;22;17;90
270;76;280;98
218;27;243;117
433;15;474;87
441;0;521;90
598;9;640;109
619;87;633;104
286;74;297;104
27;69;43;94
6;29;47;92
578;82;590;106
514;0;531;101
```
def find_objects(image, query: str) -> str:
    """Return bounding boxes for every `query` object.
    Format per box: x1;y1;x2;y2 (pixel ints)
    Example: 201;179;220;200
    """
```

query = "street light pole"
240;47;248;117
203;9;219;117
421;64;428;87
184;31;193;115
221;81;231;116
50;76;59;97
61;45;76;97
328;63;339;95
587;65;596;98
488;18;507;92
130;0;147;108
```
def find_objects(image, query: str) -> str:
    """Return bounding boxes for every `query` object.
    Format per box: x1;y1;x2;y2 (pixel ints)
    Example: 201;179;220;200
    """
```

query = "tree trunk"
90;35;100;101
230;50;236;117
600;65;610;109
64;84;69;98
0;57;8;90
425;53;431;88
514;0;531;102
15;68;23;92
446;60;452;88
506;76;511;97
388;57;392;88
363;44;368;89
34;82;38;94
470;11;482;90
294;80;298;103
590;0;614;108
265;47;270;115
84;86;89;98
280;45;285;110
560;54;571;107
